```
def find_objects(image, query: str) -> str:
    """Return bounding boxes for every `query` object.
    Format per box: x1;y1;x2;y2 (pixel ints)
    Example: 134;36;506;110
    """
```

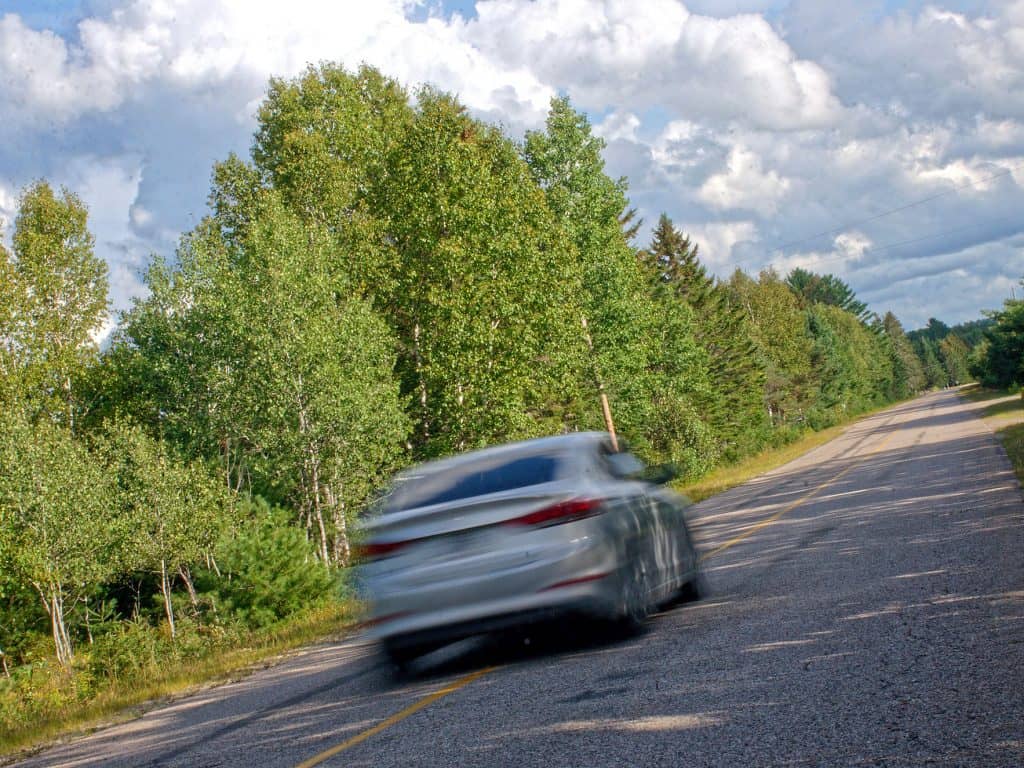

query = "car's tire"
616;565;651;631
676;568;707;603
382;638;429;675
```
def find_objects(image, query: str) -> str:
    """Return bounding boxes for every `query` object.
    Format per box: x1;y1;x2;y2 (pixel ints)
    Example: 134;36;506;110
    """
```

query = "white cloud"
595;110;641;143
0;180;15;237
698;146;790;215
55;155;150;322
466;0;840;130
784;0;1024;122
0;1;554;131
685;219;759;270
0;0;1022;331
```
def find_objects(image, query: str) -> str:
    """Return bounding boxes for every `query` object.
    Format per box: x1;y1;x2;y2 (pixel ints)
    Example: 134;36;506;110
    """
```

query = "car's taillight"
356;540;410;560
505;498;604;527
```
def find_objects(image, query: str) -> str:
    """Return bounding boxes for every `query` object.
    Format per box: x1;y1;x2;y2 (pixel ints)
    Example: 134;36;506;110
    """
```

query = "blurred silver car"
357;432;703;667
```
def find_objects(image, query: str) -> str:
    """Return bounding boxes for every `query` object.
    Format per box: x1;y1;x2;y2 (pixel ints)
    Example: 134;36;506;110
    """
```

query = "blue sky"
1;0;1022;332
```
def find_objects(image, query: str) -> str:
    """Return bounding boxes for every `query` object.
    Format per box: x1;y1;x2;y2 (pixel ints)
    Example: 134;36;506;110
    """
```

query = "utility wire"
775;217;1017;269
771;161;1024;254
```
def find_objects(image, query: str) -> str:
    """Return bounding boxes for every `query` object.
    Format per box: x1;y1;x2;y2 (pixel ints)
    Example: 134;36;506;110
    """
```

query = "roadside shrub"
200;499;340;629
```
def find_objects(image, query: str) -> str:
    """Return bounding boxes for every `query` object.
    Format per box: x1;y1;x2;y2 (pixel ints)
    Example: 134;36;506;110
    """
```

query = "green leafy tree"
113;190;409;565
0;239;22;411
251;68;588;457
805;304;891;423
938;333;970;386
913;336;947;389
728;269;816;426
0;414;120;667
882;311;925;397
5;182;108;428
251;64;409;299
100;424;230;639
944;318;994;348
371;89;588;454
973;285;1024;388
910;317;952;344
524;96;650;431
523;98;714;467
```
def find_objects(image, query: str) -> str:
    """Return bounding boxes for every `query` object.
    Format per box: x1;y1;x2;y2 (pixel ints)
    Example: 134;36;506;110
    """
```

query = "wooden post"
600;392;619;452
583;316;619;451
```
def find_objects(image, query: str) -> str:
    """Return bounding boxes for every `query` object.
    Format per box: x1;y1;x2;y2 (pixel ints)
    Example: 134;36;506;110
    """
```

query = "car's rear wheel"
382;637;433;674
617;565;651;630
676;569;706;603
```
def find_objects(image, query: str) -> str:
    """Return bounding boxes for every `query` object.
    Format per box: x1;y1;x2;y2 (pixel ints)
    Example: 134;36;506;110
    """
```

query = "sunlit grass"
998;423;1024;485
676;425;848;503
960;382;1017;404
0;602;359;759
961;385;1024;485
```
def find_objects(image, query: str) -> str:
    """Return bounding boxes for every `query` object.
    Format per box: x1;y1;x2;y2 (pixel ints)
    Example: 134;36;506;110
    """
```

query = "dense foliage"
968;283;1024;389
1;64;1000;736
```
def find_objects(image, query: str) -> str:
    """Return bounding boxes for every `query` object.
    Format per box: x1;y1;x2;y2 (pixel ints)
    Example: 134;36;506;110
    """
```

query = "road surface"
11;389;1024;767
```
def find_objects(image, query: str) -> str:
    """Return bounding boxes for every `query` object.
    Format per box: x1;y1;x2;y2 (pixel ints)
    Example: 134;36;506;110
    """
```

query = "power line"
775;217;1017;270
771;161;1024;254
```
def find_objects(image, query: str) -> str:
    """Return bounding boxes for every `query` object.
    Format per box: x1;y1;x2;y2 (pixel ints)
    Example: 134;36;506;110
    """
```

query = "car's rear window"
382;454;561;512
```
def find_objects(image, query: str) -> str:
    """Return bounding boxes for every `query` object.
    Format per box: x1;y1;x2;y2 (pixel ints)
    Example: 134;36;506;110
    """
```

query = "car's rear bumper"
379;589;614;653
362;533;620;643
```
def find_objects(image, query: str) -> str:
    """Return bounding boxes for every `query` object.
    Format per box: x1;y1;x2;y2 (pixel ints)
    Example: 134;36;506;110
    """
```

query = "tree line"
0;64;1006;690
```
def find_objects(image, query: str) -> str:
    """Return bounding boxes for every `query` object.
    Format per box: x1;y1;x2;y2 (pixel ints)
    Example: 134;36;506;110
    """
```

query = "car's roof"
395;431;610;480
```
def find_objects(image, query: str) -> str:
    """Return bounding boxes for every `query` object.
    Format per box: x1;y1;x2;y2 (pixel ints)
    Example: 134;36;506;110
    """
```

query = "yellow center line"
294;665;496;768
294;422;902;767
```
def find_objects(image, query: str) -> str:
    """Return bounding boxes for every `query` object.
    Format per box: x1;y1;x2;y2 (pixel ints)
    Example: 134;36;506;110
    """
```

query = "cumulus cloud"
0;1;554;129
0;180;16;236
783;0;1024;122
0;0;1021;329
684;219;759;271
698;146;790;216
465;0;840;130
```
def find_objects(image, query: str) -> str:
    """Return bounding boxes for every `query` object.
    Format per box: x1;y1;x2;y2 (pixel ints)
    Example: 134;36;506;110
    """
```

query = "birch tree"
0;414;119;667
7;182;108;428
101;424;228;638
252;67;589;457
116;190;409;565
523;98;716;468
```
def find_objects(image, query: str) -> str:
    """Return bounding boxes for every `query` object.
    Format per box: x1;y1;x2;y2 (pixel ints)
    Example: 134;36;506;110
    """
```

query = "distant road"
13;389;1023;768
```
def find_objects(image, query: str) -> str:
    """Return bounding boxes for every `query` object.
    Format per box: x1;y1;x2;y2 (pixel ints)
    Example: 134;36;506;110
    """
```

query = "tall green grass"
0;602;357;758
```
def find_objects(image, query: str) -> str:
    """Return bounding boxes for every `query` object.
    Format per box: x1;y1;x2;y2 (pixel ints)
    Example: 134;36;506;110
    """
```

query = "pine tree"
882;311;925;396
786;268;870;323
641;215;767;458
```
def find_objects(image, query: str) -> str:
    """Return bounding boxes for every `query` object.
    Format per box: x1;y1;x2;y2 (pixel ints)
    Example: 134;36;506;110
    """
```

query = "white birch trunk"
160;558;176;640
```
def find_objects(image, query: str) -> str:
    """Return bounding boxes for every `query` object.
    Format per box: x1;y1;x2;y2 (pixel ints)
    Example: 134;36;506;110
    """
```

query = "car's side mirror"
606;451;646;478
642;463;679;485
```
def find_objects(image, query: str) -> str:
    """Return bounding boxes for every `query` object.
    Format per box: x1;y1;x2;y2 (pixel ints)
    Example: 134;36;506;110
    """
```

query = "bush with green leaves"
200;500;340;629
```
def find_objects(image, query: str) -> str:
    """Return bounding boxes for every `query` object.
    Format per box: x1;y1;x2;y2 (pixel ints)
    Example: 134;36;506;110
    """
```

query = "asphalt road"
12;389;1024;767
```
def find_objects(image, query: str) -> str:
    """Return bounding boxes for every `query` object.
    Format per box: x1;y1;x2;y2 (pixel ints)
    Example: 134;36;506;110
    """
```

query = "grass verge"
959;384;1024;485
677;424;848;502
0;601;358;761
